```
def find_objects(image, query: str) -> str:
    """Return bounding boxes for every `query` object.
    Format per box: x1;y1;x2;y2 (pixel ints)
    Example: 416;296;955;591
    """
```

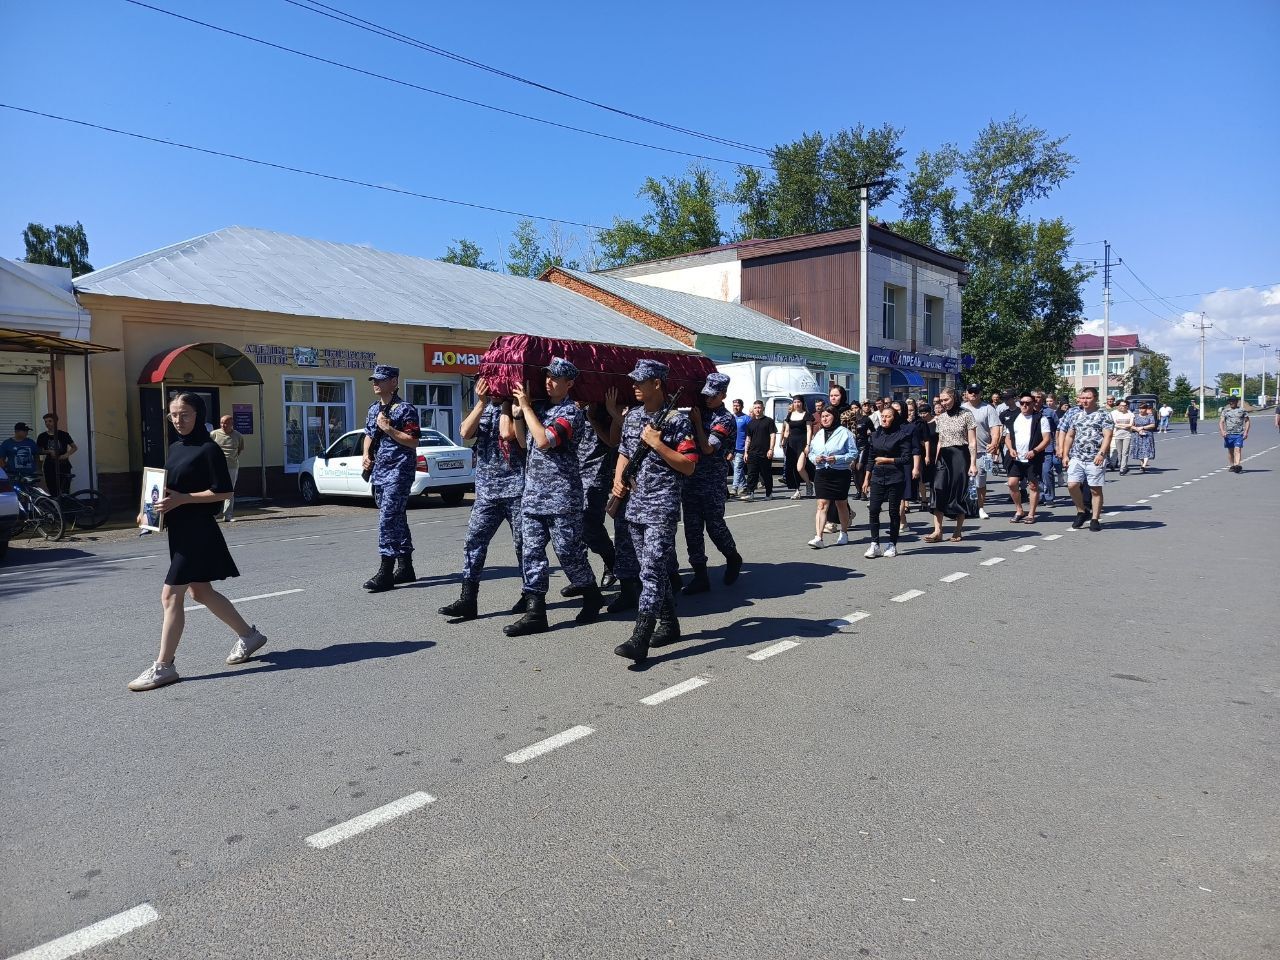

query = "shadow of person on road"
654;560;865;620
637;614;832;670
184;639;435;682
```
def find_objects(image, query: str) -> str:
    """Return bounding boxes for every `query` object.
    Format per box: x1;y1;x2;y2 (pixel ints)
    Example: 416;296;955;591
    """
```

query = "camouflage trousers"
372;480;413;558
626;516;679;616
461;496;523;582
682;485;736;566
520;511;594;595
613;509;678;583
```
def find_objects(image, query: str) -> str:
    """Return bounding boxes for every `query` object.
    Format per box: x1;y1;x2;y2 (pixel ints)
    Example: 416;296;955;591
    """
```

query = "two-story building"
1057;333;1153;400
597;225;969;400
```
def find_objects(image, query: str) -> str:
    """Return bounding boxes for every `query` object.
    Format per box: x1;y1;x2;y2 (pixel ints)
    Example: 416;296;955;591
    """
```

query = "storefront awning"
0;326;118;355
137;342;263;386
890;369;925;388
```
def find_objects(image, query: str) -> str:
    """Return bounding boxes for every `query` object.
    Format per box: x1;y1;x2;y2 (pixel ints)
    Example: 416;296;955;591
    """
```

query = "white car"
298;429;475;507
0;467;19;561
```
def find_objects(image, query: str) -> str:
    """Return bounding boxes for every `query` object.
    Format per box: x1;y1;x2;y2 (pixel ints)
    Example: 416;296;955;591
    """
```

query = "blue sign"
868;347;961;374
232;403;254;435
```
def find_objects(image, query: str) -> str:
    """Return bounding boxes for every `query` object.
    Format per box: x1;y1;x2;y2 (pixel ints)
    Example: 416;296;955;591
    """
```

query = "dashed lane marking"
1013;544;1036;553
1136;499;1149;503
186;588;304;612
748;639;801;661
641;676;711;706
829;611;871;629
1162;489;1174;493
305;791;435;849
940;572;969;583
727;503;801;519
101;554;161;565
1042;534;1063;541
504;726;595;764
1150;494;1162;498
7;904;160;960
891;589;925;602
980;557;1006;566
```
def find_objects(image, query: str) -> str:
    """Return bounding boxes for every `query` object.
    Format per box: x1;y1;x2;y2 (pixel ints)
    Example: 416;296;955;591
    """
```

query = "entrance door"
141;386;222;467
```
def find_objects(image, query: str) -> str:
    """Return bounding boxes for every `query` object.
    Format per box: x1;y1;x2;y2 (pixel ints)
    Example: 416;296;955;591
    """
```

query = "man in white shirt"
1004;392;1051;522
210;414;246;522
1158;403;1174;433
961;384;1003;520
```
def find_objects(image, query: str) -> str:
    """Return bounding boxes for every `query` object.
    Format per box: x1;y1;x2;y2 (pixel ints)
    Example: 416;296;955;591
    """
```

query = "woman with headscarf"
805;407;856;548
861;401;920;557
128;392;267;691
924;387;978;543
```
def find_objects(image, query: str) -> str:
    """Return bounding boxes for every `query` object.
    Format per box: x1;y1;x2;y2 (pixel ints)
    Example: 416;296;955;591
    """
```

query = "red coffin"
477;334;718;406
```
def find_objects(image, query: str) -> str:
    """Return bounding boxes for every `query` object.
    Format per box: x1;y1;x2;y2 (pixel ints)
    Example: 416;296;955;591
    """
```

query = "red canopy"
136;342;263;385
477;335;717;406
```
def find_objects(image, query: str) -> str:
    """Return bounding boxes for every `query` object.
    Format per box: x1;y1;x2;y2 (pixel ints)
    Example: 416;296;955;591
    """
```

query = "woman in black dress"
128;393;268;692
924;387;978;543
781;396;810;499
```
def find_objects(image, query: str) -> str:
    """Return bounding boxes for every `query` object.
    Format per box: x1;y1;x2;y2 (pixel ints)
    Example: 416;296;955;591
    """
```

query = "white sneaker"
834;532;849;546
226;626;268;665
790;490;804;500
978;508;990;520
738;493;755;502
807;536;824;549
882;544;897;558
128;661;180;691
864;543;881;559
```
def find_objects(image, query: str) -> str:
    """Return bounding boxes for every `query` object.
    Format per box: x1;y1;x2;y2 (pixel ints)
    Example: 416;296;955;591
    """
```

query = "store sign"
423;344;484;374
730;351;829;370
244;343;377;370
232;402;254;435
867;347;961;374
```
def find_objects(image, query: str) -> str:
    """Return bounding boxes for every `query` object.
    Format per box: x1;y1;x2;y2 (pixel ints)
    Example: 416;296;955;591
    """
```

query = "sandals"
948;533;964;542
1011;514;1026;523
923;532;943;543
1023;515;1037;524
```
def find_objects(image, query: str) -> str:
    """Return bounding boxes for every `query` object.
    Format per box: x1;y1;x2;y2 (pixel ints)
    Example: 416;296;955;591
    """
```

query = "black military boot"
363;557;395;593
615;613;656;664
682;563;711;596
438;580;479;621
560;582;586;598
503;592;548;636
575;582;605;624
723;551;743;585
651;596;682;648
392;556;417;584
669;569;683;594
510;593;529;613
606;577;640;614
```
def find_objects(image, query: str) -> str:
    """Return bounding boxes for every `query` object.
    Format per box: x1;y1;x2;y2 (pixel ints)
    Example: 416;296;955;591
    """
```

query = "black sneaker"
1089;519;1102;532
1072;512;1087;529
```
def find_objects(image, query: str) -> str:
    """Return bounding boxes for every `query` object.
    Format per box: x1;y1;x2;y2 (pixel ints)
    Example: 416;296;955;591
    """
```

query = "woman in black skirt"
128;393;268;692
924;387;978;543
781;396;810;499
804;407;856;548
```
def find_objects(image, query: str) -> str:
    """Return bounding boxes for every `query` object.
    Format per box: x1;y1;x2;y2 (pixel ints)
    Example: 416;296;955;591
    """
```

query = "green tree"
1122;351;1172;395
506;219;580;278
439;238;495;270
733;124;905;239
1169;373;1195;411
1214;371;1263;398
890;116;1091;391
22;221;94;276
595;165;727;268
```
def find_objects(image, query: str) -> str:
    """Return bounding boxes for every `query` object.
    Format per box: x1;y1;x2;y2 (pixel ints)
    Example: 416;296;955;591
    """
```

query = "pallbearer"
612;360;698;666
439;377;525;621
681;372;743;594
504;358;605;636
563;391;621;597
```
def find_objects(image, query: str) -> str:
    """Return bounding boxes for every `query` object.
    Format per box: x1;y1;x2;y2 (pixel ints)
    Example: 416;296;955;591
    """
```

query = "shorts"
1066;457;1105;487
1007;456;1042;481
975;452;993;489
1223;435;1245;449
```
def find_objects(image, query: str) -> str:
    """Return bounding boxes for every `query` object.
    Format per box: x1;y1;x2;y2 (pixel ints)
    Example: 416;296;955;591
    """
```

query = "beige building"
1057;333;1152;399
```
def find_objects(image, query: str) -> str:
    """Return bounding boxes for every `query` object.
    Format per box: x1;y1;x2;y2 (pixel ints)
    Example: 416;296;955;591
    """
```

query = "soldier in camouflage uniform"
504;358;605;636
562;390;621;598
439;377;525;621
681;372;743;594
361;365;421;592
612;360;699;666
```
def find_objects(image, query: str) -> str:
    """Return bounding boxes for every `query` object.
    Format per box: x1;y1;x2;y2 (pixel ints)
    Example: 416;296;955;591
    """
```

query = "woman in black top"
128;393;268;692
861;403;920;557
781;396;810;499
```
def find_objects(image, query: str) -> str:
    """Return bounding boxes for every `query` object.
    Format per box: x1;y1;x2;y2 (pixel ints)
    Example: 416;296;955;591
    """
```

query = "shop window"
406;381;457;441
284;377;353;473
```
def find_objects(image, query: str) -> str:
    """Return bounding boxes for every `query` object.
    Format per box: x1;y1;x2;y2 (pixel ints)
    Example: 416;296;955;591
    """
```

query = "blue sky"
2;0;1277;384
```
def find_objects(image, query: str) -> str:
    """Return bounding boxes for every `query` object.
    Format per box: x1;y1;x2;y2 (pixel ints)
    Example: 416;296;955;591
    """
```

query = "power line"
1084;280;1280;310
280;0;772;156
0;102;608;229
120;0;766;170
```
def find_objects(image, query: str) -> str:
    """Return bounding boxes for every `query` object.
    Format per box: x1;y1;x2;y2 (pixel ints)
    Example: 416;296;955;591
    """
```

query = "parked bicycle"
41;474;110;530
12;478;65;542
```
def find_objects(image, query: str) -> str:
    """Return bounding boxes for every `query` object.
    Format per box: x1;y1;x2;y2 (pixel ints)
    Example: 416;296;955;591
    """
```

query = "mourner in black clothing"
861;404;920;557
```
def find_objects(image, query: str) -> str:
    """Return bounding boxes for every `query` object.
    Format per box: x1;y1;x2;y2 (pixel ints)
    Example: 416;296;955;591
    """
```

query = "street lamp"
1236;337;1251;404
1259;343;1272;407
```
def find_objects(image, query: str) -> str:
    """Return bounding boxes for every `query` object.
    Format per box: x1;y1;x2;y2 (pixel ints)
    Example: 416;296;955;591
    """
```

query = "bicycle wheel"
68;489;110;530
32;495;65;541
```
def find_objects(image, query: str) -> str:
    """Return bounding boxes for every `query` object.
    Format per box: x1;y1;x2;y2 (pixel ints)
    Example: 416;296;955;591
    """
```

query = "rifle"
361;401;390;483
606;391;682;519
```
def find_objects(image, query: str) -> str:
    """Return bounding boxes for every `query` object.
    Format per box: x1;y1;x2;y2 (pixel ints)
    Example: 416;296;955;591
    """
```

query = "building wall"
693;333;859;389
542;273;696;347
603;259;741;304
740;245;860;349
1059;347;1146;398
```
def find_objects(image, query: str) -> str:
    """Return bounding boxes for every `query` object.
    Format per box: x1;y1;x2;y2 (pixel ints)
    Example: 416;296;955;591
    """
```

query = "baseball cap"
14;422;30;431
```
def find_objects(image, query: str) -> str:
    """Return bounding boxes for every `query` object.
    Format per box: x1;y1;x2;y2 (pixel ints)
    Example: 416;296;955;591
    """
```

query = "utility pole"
1236;337;1251;404
1101;242;1111;401
1196;313;1212;416
1259;343;1272;406
858;185;869;404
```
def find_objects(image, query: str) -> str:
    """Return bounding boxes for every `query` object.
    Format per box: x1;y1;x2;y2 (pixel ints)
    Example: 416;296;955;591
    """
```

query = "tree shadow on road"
183;639;435;682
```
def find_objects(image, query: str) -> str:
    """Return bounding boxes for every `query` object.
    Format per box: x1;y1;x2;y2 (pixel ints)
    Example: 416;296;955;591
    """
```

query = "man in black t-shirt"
36;414;76;496
738;401;777;501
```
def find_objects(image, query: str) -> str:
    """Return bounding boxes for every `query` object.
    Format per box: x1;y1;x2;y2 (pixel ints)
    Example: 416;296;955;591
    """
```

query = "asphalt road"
2;428;1277;959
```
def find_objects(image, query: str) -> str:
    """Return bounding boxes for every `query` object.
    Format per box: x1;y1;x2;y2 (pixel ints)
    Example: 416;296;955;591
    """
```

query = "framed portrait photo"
140;467;167;532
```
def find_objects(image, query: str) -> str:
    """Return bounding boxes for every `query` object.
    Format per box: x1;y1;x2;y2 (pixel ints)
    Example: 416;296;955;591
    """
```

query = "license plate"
438;459;464;470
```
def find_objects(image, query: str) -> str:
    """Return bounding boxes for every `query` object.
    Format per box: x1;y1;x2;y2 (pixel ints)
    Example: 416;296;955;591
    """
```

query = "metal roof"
554;268;859;356
73;226;694;352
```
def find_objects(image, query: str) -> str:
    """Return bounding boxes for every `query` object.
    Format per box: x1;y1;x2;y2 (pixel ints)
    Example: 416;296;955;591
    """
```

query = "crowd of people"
117;363;1267;691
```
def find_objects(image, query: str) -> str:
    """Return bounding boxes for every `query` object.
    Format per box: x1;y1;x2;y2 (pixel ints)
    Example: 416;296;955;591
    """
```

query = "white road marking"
1013;544;1036;553
101;554;161;565
1136;499;1148;503
1150;494;1162;498
748;639;801;661
980;557;1006;566
641;676;711;706
1042;534;1063;541
8;904;160;960
829;611;871;628
727;503;800;519
186;588;304;612
891;589;925;602
1162;489;1174;493
504;725;595;764
1104;511;1118;517
939;572;969;583
305;791;435;849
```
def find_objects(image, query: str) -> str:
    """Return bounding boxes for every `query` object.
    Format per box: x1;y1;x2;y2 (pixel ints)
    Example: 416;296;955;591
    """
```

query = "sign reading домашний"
243;344;377;370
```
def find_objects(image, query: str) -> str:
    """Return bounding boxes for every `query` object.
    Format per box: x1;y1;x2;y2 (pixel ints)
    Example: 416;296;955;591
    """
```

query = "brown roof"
1072;333;1143;351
